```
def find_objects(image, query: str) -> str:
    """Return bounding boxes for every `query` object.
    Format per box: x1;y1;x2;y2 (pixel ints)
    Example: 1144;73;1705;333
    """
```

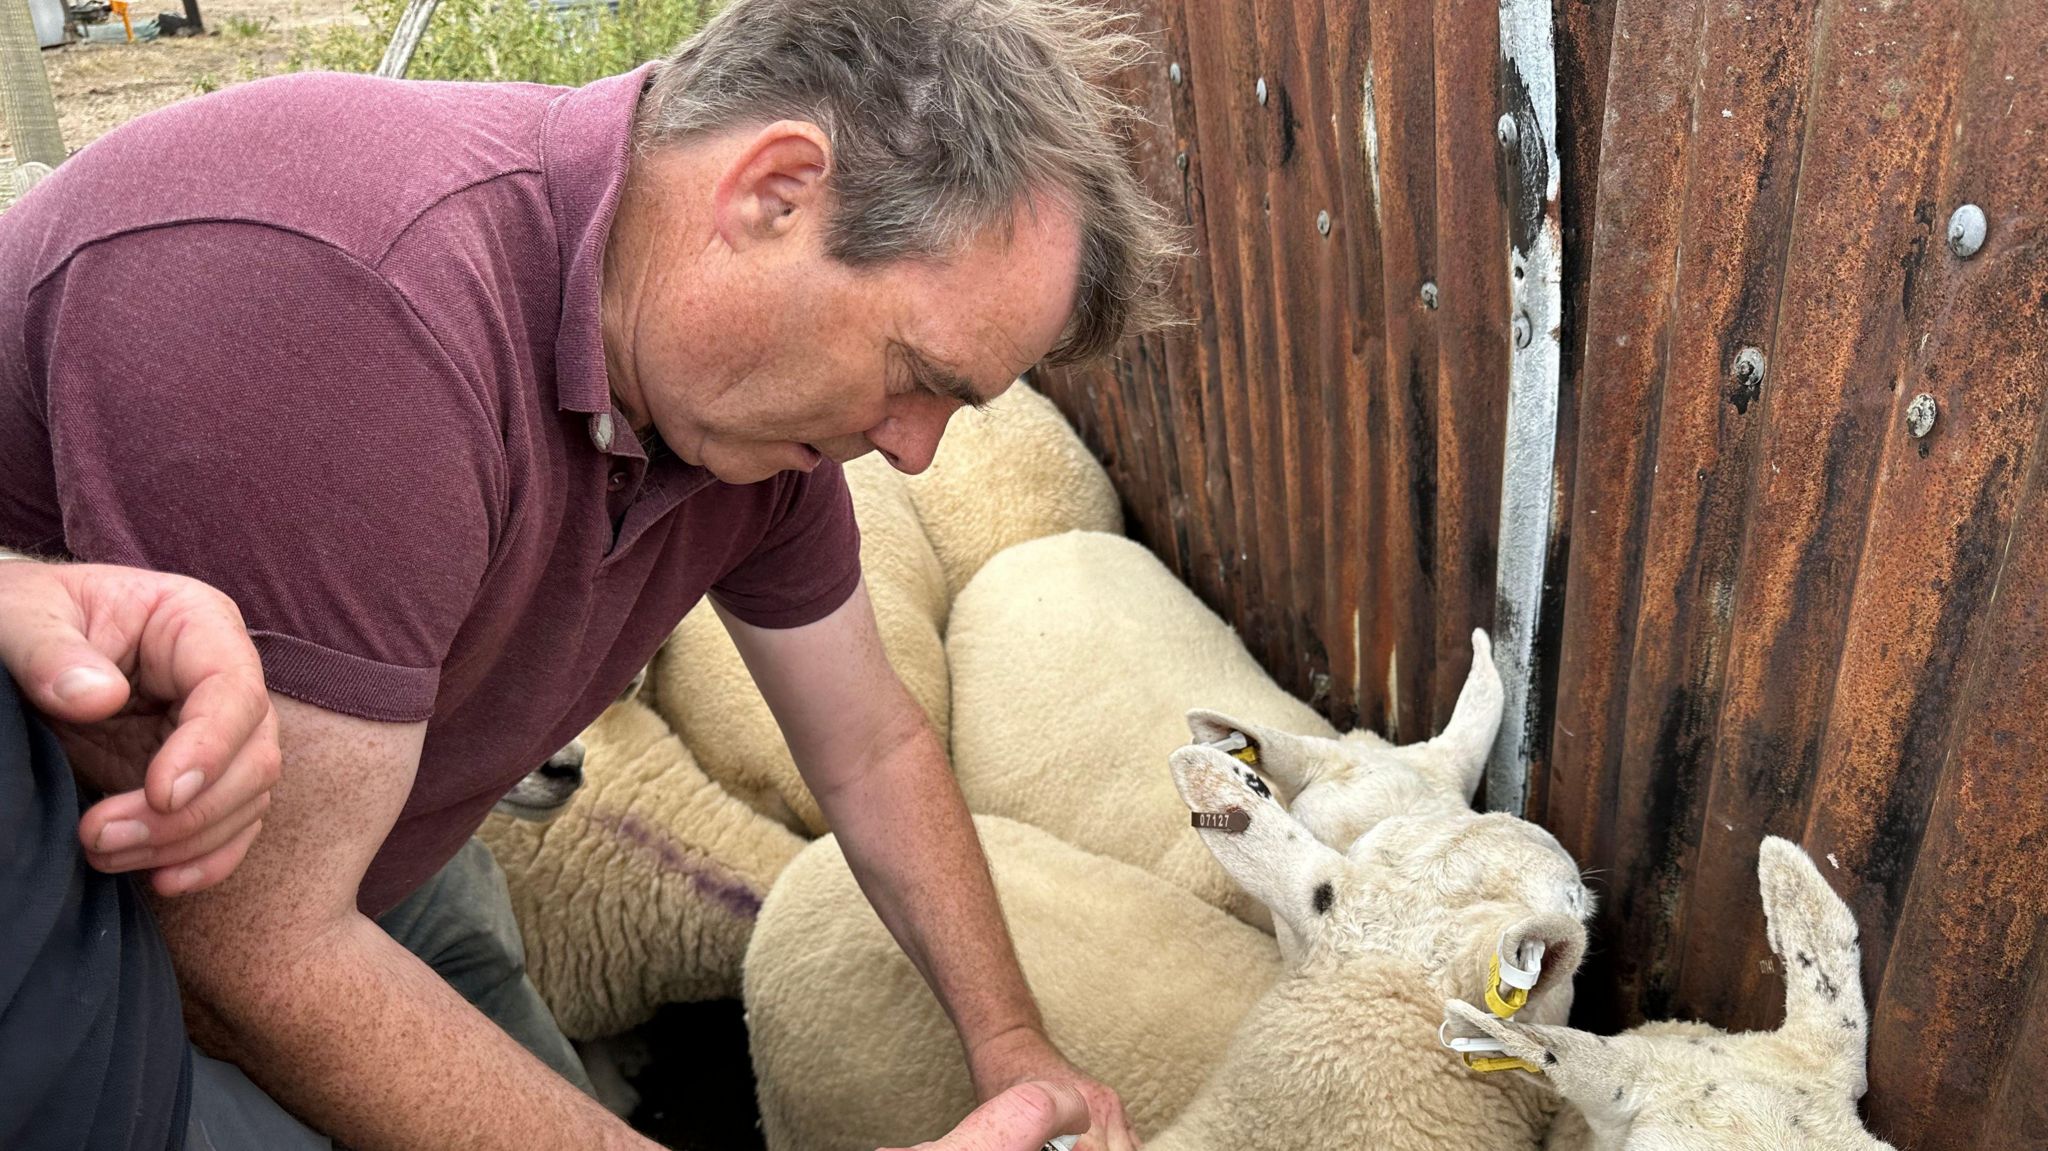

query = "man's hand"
0;558;280;895
886;1081;1090;1151
967;1027;1137;1151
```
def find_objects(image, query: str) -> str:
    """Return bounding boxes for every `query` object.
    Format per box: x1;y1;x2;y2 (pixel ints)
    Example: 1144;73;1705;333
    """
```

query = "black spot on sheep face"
1312;882;1334;915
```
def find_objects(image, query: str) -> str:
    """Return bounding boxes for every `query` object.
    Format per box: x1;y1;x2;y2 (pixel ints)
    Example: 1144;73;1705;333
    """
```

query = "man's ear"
710;120;833;249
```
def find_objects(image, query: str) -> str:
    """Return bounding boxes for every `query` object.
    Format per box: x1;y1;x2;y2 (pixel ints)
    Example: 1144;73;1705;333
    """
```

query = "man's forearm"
811;713;1047;1085
160;905;652;1151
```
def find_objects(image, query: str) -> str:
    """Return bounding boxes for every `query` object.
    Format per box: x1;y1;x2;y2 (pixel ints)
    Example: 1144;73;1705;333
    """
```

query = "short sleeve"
35;223;502;722
709;461;862;628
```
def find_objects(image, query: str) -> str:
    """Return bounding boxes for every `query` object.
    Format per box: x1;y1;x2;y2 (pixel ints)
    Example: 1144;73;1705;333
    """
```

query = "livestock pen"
1038;0;2048;1145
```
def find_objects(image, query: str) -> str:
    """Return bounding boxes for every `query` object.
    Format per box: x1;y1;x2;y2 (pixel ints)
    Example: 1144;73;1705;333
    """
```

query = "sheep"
650;452;951;835
945;529;1503;928
745;741;1594;1151
493;666;649;824
477;695;806;1039
745;815;1280;1149
899;378;1123;599
1444;837;1896;1151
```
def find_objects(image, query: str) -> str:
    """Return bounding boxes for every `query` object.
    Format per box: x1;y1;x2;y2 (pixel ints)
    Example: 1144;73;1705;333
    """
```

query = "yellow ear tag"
1230;745;1259;766
1463;1053;1544;1075
1486;953;1531;1018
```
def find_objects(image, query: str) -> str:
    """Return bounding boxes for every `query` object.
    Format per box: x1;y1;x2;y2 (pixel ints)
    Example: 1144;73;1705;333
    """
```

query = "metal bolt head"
1419;281;1439;310
1512;311;1533;349
1175;151;1188;172
1316;210;1331;236
1169;61;1182;86
1947;203;1986;258
1907;393;1938;438
1256;77;1267;105
1733;346;1766;384
1496;113;1519;150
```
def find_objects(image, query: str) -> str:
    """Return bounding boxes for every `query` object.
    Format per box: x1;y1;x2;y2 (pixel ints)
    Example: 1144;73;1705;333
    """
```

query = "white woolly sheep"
651;452;951;835
746;743;1593;1150
1445;837;1896;1151
900;378;1123;599
745;815;1279;1149
477;695;805;1039
946;530;1503;928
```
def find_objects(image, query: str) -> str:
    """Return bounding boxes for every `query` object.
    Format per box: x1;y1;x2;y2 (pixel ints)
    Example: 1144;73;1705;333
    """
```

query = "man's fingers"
85;788;270;874
148;819;264;897
136;588;271;814
143;682;279;814
924;1081;1088;1151
0;618;131;724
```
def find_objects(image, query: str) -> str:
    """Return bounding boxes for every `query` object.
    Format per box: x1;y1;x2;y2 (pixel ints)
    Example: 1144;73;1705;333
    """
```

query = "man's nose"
870;397;960;475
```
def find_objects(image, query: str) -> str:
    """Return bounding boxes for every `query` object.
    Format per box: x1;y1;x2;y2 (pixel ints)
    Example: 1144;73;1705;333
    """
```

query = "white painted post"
1488;0;1564;816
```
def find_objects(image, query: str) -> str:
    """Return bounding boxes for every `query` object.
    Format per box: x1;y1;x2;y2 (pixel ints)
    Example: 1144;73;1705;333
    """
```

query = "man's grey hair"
638;0;1181;364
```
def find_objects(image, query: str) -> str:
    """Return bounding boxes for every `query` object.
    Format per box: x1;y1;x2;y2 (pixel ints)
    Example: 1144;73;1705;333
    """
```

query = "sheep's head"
1441;838;1893;1151
1184;628;1503;850
492;664;650;823
1169;739;1587;1020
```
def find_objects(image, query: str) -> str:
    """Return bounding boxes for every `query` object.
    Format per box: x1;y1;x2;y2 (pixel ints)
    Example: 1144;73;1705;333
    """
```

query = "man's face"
603;132;1084;486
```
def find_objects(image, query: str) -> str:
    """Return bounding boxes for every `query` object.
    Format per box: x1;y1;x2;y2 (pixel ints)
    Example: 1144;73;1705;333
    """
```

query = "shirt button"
607;470;629;492
590;411;616;452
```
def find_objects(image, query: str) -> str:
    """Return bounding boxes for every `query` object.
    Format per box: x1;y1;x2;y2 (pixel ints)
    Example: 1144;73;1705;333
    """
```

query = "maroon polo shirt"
0;67;863;915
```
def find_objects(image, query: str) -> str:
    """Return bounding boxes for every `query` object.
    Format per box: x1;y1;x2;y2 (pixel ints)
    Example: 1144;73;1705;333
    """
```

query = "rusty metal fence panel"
1037;0;2048;1145
1040;0;1519;758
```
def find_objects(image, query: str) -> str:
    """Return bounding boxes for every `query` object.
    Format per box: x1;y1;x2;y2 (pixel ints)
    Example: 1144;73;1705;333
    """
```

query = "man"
0;0;1177;1148
0;558;1093;1151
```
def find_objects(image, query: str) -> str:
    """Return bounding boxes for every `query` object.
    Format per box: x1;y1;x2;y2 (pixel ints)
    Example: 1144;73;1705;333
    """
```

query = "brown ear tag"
1191;808;1252;833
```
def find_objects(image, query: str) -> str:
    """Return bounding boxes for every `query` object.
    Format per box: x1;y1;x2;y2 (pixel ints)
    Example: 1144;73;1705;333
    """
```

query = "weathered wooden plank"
1672;0;1965;1029
1600;0;1823;1024
1540;0;1707;1032
0;0;65;166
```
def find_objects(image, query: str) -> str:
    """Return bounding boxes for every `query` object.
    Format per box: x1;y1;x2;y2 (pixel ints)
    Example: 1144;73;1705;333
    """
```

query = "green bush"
299;0;714;86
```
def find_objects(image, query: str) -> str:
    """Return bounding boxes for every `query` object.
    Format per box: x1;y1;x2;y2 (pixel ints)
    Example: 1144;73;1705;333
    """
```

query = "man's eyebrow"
893;340;991;411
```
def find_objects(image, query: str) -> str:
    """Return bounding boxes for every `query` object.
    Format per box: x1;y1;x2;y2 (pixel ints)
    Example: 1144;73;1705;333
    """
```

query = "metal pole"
374;0;441;79
0;0;67;167
1487;0;1564;816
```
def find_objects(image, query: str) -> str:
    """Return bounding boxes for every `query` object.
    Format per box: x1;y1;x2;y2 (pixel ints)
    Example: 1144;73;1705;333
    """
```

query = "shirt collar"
542;64;657;417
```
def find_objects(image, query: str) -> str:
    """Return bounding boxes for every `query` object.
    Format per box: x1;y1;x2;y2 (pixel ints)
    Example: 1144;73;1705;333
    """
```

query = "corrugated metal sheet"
1041;0;1517;755
1037;0;2048;1145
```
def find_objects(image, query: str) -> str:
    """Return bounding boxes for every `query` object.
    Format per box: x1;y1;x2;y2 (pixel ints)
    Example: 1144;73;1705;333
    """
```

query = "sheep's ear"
1184;709;1325;803
1758;836;1870;1091
1169;743;1345;944
1442;1000;1647;1122
1421;629;1504;803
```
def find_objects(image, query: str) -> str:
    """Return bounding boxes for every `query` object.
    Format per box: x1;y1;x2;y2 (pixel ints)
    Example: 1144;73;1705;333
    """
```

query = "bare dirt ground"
2;0;366;160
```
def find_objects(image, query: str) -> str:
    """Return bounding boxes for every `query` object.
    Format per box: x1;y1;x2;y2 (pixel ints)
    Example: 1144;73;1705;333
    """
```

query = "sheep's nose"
541;739;586;783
